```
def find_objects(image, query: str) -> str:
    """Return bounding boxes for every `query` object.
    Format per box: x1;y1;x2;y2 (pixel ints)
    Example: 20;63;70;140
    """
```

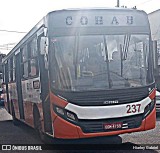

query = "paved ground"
0;107;12;121
0;106;160;153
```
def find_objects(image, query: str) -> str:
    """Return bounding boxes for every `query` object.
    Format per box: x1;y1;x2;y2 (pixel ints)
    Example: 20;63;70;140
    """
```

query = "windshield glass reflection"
49;34;151;91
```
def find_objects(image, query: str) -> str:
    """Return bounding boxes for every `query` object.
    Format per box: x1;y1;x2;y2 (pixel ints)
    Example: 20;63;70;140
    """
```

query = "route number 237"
126;104;141;114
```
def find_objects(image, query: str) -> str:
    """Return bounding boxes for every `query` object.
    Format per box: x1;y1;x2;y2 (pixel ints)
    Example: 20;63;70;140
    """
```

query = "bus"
2;8;156;140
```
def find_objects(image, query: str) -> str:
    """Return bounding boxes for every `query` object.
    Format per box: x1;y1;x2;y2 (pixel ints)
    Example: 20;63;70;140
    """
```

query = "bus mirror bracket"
44;27;47;37
40;37;49;69
40;37;49;55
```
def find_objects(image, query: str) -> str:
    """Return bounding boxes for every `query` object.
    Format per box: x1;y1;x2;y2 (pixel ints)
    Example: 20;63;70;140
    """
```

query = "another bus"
2;8;156;140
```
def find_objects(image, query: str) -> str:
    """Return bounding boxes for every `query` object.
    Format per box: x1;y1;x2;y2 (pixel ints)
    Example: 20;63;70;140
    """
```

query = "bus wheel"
33;104;45;141
11;101;19;126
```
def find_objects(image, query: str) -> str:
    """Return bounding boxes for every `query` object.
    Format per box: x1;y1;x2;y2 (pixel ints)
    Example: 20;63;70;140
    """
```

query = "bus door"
15;50;25;120
38;34;52;134
4;62;10;113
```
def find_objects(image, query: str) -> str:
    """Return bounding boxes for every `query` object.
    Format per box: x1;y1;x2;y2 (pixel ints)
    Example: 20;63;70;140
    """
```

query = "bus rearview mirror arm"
40;37;48;55
40;37;49;69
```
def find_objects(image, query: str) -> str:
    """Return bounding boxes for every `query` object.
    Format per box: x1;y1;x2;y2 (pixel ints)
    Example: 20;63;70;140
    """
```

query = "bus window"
13;56;15;81
22;45;28;62
8;58;13;82
8;60;11;82
30;37;38;57
2;65;5;83
28;37;39;77
29;58;38;77
23;62;29;78
22;45;29;78
21;39;39;78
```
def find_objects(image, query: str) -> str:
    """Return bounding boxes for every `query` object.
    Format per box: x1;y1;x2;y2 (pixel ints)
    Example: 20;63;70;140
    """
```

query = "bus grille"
78;114;143;133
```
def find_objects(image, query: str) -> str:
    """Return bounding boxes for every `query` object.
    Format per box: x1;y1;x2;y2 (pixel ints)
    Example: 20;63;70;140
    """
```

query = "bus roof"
48;7;146;14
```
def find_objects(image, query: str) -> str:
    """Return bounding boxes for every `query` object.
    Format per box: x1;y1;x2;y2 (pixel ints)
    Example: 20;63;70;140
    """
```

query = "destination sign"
50;10;148;28
65;15;134;26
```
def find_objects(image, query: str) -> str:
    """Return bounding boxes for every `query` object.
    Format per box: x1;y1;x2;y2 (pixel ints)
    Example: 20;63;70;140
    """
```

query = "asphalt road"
0;106;160;153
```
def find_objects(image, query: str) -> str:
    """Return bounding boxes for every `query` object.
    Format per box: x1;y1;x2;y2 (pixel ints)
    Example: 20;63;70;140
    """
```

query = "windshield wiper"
123;34;131;60
103;35;112;88
120;34;131;76
73;33;80;80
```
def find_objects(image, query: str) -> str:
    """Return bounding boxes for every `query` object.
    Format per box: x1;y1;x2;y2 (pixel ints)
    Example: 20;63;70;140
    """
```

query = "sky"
0;0;159;54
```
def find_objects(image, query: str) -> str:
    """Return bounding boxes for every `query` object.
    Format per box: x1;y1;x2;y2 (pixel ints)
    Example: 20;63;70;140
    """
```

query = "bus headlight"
54;105;77;122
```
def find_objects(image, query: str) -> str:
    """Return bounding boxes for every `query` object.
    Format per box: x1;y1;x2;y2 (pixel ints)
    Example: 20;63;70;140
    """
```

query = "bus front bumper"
52;107;156;139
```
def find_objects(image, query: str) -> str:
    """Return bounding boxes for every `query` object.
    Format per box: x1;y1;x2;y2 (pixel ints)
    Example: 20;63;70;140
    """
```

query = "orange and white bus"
2;8;156;140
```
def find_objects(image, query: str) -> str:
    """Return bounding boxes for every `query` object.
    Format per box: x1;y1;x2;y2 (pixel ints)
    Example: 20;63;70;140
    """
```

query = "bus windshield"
49;34;152;91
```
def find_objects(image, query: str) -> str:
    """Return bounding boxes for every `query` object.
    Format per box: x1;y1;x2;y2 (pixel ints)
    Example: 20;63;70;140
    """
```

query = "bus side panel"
21;78;44;130
21;80;32;126
9;82;20;119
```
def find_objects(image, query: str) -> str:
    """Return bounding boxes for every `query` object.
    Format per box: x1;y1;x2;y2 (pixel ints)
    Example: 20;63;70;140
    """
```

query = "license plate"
104;122;122;130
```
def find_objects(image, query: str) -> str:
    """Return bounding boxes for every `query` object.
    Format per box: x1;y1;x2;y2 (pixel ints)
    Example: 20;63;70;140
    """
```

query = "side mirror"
40;37;49;69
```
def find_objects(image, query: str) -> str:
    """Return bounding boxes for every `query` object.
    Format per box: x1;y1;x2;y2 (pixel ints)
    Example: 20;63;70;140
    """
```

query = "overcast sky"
0;0;159;54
